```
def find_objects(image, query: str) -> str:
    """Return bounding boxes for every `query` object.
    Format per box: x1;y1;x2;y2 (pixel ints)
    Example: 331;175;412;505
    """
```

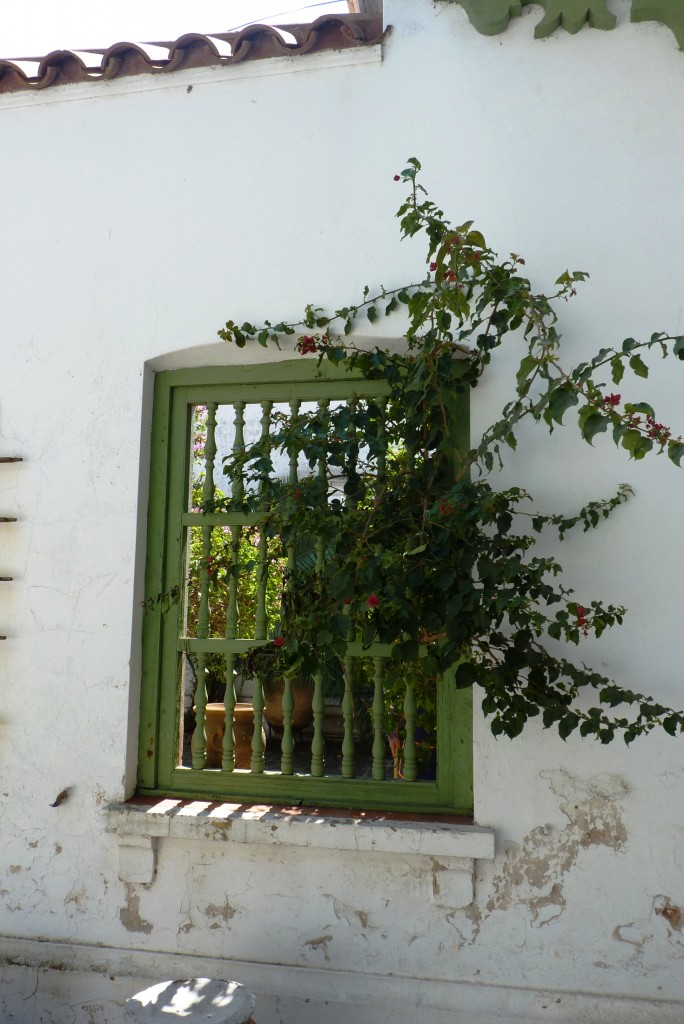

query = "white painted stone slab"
124;979;255;1023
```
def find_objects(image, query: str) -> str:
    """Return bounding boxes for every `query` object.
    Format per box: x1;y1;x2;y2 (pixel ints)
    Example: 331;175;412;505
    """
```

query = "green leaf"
578;408;609;445
367;306;378;323
673;336;684;360
405;543;427;556
621;429;653;460
467;229;486;249
516;355;537;388
558;713;579;740
668;441;684;467
547;384;579;426
629;353;649;378
455;662;478;689
624;402;654;418
611;356;624;384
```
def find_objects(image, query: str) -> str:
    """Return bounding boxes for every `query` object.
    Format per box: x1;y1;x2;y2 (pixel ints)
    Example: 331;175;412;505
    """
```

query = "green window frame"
138;360;473;814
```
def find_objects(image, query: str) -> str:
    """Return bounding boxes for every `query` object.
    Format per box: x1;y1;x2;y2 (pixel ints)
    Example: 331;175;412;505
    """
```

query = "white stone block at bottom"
124;978;256;1023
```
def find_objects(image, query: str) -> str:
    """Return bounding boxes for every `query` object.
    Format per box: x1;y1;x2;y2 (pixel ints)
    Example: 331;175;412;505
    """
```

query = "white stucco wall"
1;2;683;1021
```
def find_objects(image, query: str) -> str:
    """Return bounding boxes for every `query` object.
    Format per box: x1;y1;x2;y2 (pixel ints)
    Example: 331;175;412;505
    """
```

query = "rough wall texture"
0;1;683;1021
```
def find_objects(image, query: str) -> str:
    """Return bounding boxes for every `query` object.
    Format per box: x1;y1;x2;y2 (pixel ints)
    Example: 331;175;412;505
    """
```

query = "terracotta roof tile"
0;14;384;95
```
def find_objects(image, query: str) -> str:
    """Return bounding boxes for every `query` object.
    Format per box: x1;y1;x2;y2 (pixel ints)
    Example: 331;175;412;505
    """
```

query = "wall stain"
304;934;333;961
327;895;371;931
119;883;153;934
205;901;236;927
65;884;88;913
612;896;684;961
480;771;628;934
654;896;684;933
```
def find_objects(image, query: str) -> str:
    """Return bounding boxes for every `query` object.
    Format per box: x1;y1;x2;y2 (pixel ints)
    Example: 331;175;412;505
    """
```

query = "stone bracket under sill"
106;800;495;910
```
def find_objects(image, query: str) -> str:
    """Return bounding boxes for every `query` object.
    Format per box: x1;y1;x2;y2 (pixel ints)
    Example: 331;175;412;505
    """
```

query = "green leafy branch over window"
217;157;684;746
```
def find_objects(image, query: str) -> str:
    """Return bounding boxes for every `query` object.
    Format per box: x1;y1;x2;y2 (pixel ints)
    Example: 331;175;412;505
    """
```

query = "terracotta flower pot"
203;702;263;769
263;679;314;731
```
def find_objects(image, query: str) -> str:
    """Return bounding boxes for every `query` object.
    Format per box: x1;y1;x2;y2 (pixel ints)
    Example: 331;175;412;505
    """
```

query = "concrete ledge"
105;800;496;859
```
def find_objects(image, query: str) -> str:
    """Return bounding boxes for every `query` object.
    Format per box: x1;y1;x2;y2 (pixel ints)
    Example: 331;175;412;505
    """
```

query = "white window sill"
106;800;495;909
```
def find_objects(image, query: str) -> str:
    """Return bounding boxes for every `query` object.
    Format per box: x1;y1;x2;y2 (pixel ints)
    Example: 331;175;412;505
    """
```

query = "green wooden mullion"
179;638;400;658
255;400;273;639
178;638;268;654
437;663;473;814
281;398;301;776
138;374;175;790
191;402;218;770
155;390;196;788
180;380;391;405
221;522;242;772
159;359;393;391
310;399;329;778
182;512;259;528
341;399;358;779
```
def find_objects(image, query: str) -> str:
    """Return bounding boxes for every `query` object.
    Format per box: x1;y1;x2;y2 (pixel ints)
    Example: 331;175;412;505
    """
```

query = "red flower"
343;598;351;605
576;606;589;638
602;394;621;407
393;174;401;181
297;336;318;355
366;594;379;608
273;637;284;647
429;261;437;272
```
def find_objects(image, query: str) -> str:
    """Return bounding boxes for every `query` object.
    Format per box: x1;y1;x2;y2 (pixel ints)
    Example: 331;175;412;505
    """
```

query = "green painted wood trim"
139;770;471;816
140;361;473;814
137;375;174;790
445;0;684;45
450;0;618;37
632;0;684;49
156;392;194;789
533;0;616;38
448;0;522;36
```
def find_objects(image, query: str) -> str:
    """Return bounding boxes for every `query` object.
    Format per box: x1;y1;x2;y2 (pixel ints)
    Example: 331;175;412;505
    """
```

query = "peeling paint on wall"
119;884;153;934
654;896;684;933
303;934;333;961
481;771;629;933
204;901;236;929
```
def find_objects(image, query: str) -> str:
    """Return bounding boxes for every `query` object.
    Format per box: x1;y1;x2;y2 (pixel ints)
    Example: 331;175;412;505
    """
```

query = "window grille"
139;362;472;814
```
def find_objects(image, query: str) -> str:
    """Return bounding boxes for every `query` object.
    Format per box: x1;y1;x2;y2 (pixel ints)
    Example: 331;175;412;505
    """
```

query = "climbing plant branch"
217;157;684;745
